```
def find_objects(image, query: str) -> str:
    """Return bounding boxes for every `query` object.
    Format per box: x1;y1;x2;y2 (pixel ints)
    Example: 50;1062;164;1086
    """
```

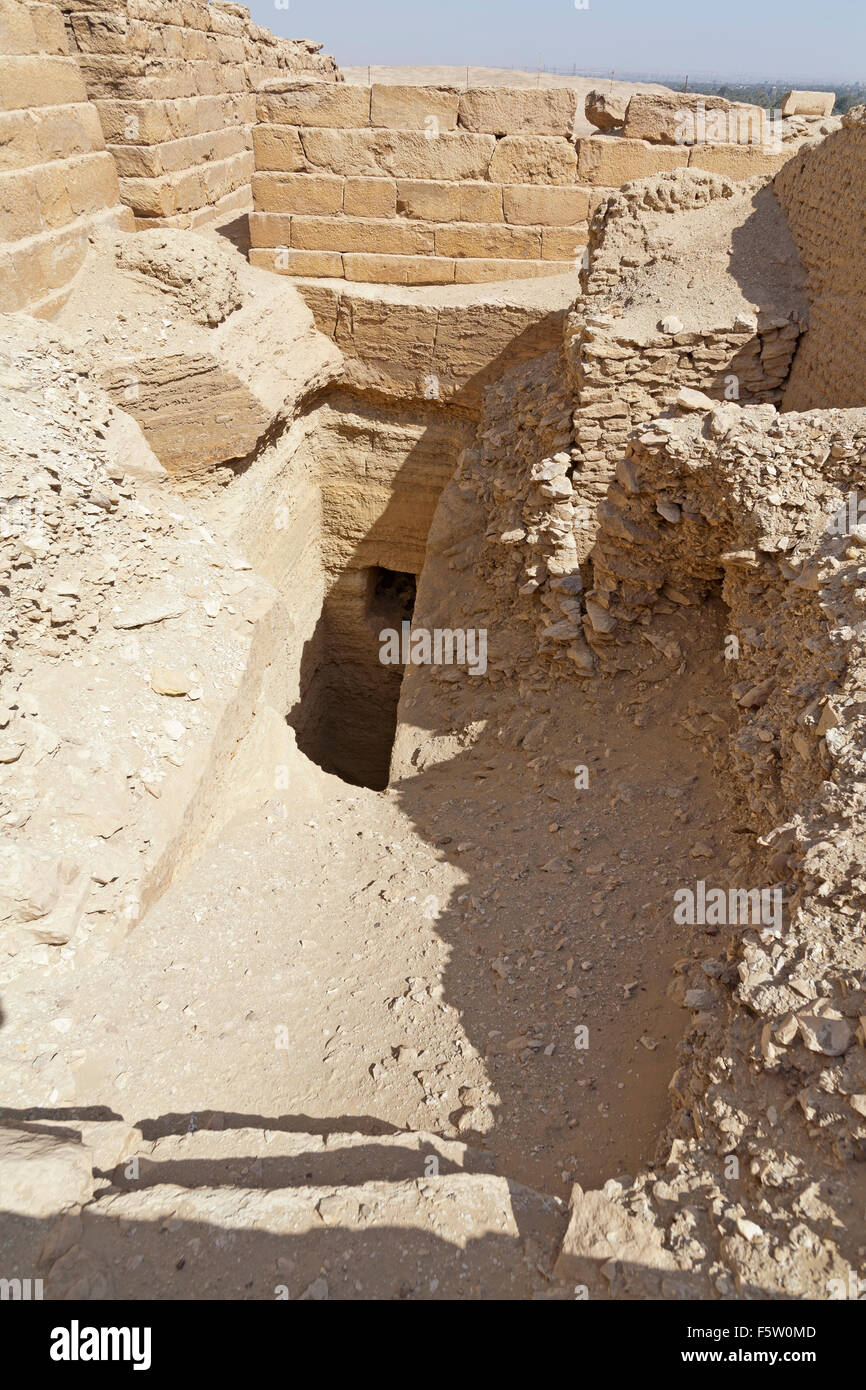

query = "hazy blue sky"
247;0;864;83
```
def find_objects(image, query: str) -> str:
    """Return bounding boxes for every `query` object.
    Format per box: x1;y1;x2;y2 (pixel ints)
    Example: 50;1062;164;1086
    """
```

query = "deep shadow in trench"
288;564;417;791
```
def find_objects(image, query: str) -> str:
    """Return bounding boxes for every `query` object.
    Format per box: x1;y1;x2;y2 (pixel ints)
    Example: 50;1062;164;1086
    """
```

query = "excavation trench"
211;379;744;1196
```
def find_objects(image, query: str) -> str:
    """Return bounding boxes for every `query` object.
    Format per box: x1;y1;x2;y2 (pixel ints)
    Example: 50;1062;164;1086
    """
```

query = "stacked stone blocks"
56;0;340;229
0;0;133;315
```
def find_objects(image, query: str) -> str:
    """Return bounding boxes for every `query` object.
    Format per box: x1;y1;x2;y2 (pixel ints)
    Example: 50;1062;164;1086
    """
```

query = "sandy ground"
1;592;738;1200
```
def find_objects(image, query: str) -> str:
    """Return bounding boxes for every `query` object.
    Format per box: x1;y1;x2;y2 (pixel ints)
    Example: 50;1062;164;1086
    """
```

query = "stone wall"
565;170;809;557
56;0;340;230
0;0;132;315
250;83;805;286
250;84;591;284
775;109;866;411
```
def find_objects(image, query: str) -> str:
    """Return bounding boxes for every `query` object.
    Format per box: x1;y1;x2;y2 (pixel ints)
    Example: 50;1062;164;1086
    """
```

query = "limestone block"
299;128;495;180
541;225;588;260
781;89;835;117
30;3;70;51
396;178;502;223
252;124;306;171
344;176;397;217
342;252;456;284
453;257;569;282
585;89;627;131
61;150;123;220
371;84;459;131
252;170;344;214
256;83;371;127
98;351;273;474
249;211;291;247
624;91;766;146
576;135;689;184
487;134;577;184
0;168;41;239
0;1127;94;1218
292;214;436;256
249;245;344;277
688;143;795;178
503;183;590;225
121;149;251;217
0;102;106;172
96;94;255;146
0;54;87;111
110;126;249;178
5;1;67;55
458;87;579;137
0;3;41;56
434;222;541;259
554;1185;676;1288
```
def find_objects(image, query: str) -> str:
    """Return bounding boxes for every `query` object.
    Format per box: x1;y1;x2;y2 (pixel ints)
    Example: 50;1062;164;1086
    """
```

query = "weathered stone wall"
56;0;340;230
775;109;866;411
582;398;866;1190
0;0;132;315
566;170;808;556
250;83;805;286
250;84;592;284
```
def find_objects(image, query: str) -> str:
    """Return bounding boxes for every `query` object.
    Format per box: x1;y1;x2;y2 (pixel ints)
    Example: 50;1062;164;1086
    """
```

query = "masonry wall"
0;0;133;315
566;171;808;558
56;0;340;230
249;83;800;286
774;110;866;411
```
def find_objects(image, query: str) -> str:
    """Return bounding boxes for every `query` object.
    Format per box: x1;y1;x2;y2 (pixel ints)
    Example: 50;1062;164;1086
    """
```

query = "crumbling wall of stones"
775;109;866;411
566;170;807;559
394;351;866;1293
56;0;340;230
578;397;866;1290
0;0;132;314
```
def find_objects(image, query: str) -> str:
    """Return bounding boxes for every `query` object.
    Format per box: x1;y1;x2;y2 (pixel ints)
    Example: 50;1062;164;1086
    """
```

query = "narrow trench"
266;400;741;1195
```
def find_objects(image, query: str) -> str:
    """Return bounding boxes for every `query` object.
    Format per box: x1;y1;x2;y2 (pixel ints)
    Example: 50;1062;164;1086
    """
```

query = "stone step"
0;53;87;112
0;1;68;58
94;93;256;147
108;124;250;180
0;149;122;241
132;181;251;232
115;1125;496;1190
54;1172;569;1299
2;1120;569;1299
118;147;253;218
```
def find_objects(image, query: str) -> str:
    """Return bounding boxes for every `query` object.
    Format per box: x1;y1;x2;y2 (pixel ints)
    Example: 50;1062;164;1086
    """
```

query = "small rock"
656;499;681;523
676;386;715;411
797;1014;853;1057
150;668;191;697
735;1217;764;1243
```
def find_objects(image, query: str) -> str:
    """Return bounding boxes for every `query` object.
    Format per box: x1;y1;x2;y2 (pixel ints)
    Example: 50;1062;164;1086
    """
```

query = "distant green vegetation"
682;82;866;115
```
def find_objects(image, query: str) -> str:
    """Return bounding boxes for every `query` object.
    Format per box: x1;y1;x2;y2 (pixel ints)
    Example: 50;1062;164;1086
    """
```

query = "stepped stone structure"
56;0;340;230
0;0;132;315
